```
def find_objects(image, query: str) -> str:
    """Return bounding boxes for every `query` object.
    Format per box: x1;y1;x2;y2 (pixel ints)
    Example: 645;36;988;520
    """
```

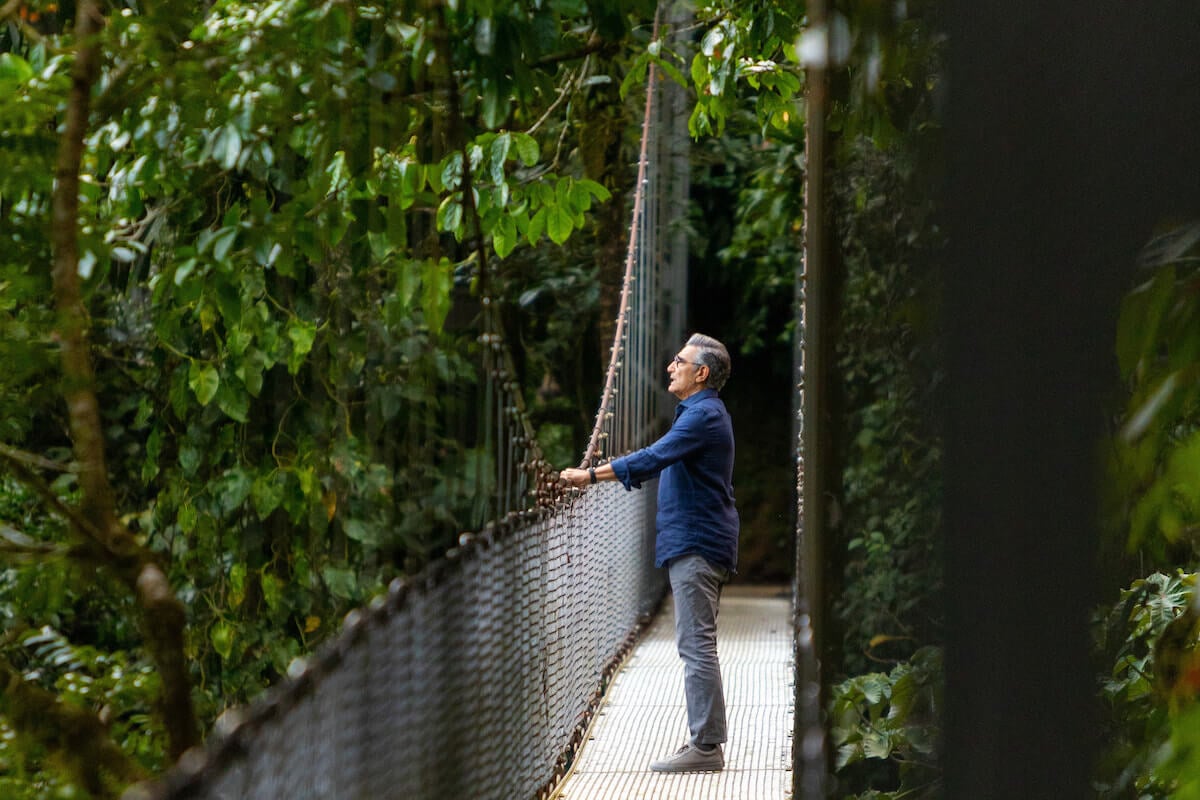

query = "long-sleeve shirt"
609;388;739;572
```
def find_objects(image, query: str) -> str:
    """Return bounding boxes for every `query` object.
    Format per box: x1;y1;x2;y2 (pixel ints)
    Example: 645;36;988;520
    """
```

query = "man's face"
667;345;707;400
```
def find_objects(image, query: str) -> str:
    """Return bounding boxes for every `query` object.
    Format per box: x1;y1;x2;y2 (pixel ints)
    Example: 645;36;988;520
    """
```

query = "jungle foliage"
0;0;806;795
1094;223;1200;798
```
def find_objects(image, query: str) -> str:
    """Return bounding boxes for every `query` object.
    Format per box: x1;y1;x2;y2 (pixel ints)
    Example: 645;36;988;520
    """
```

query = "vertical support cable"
582;11;662;466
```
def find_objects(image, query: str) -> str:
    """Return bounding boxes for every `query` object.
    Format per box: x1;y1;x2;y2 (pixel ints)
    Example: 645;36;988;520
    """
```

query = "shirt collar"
677;387;718;412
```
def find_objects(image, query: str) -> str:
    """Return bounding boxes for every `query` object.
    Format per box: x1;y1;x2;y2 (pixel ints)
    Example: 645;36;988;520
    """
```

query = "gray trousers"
668;553;729;746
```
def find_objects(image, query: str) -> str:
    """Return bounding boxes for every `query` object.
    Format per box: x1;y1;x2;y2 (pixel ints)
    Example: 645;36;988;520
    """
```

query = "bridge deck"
553;585;794;800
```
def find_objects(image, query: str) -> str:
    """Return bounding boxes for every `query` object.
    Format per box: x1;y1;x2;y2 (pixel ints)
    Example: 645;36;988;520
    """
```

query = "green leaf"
217;467;254;513
862;731;893;759
392;160;421;209
236;350;267;397
557;176;577;212
385;201;408;246
287;319;317;374
210;622;234;661
527;207;547;245
177;504;198;534
620;52;650;100
394;259;421;311
226;327;253;357
440;152;463;190
321;566;358;601
546;205;573;245
512;132;539;166
252;472;285;519
179;444;203;476
1116;267;1175;379
1121;372;1179;443
421;258;452;333
216;380;250;423
0;53;33;86
143;427;162;482
343;518;381;546
436;195;464;236
481;79;509;129
577;178;612;203
212;227;238;262
836;742;863;769
261;572;284;612
653;54;687;88
493;215;517;258
861;673;889;705
188;362;220;406
229;563;246;608
490;133;512;185
211;125;242;171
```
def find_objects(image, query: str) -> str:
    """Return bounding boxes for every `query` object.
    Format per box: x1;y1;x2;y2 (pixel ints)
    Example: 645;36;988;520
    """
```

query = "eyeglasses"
670;355;703;369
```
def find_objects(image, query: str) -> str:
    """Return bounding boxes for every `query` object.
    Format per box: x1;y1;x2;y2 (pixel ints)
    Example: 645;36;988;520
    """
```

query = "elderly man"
560;332;739;773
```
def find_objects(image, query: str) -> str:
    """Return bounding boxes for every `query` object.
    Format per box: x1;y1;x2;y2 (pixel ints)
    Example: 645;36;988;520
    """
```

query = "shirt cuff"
610;458;641;491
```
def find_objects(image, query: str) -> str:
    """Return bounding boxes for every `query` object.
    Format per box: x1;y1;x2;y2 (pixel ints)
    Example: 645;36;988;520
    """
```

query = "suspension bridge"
125;12;812;800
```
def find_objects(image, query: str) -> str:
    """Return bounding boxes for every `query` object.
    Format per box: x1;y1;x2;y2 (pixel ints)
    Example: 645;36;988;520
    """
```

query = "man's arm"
559;405;709;490
559;462;615;488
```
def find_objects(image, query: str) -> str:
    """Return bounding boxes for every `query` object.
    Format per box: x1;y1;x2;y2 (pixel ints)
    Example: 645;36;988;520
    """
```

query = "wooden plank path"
553;585;794;800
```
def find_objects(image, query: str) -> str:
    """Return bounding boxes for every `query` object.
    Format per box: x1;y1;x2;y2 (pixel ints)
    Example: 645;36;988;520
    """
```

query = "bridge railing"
136;482;663;800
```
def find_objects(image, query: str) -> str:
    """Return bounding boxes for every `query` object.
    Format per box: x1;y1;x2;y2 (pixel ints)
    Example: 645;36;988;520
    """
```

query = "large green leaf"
1116;266;1175;380
286;319;317;374
321;566;358;601
512;132;539;166
0;53;33;86
421;258;452;333
546;204;573;245
188;362;220;406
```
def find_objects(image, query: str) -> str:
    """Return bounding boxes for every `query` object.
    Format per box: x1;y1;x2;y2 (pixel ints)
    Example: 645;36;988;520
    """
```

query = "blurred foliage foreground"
1094;222;1200;799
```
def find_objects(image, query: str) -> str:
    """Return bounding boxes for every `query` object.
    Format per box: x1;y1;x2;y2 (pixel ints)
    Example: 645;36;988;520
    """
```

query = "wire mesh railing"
135;486;662;800
129;10;690;800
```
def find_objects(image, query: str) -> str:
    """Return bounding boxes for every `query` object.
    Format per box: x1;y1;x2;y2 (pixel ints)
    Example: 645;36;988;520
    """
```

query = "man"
560;332;739;773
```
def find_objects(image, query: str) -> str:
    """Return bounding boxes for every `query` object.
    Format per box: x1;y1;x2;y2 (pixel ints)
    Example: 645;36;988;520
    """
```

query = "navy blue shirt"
610;388;739;572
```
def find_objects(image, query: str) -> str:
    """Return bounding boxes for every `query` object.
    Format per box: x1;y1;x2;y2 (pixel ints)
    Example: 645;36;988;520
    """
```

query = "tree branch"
531;31;617;68
0;441;74;473
0;448;109;544
0;653;146;798
0;0;22;22
0;525;68;561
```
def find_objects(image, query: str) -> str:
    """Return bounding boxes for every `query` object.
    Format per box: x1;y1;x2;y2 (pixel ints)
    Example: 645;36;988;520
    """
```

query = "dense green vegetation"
0;0;803;795
5;0;1197;797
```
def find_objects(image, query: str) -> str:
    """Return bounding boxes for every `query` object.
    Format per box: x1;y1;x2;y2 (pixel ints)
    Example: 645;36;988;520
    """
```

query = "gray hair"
687;333;731;391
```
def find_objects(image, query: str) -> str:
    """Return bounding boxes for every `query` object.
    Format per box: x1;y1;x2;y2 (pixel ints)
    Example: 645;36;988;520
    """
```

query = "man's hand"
559;468;591;488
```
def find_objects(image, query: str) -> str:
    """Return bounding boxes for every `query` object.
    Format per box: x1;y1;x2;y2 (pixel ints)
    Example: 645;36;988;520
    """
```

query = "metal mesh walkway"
553;586;793;800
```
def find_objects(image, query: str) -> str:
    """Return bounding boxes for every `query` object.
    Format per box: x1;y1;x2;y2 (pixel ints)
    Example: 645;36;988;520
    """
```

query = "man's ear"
696;364;709;384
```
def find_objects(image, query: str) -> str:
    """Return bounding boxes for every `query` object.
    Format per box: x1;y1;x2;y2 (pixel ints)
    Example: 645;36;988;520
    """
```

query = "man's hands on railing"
559;462;615;488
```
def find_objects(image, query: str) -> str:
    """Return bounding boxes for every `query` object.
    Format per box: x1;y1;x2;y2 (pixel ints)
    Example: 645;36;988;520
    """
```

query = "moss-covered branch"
0;654;146;798
45;0;198;760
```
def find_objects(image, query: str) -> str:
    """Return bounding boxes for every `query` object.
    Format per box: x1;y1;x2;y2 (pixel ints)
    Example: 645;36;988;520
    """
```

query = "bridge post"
794;0;833;794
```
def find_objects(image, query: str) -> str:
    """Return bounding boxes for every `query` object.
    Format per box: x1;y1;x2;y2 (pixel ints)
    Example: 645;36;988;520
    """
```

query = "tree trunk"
46;0;199;760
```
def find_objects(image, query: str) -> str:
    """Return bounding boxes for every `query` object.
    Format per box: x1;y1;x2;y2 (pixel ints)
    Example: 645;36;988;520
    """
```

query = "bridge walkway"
554;585;794;800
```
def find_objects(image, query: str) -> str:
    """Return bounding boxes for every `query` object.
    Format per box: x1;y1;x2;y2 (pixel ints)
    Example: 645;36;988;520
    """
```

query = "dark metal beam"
942;3;1200;797
794;0;832;795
